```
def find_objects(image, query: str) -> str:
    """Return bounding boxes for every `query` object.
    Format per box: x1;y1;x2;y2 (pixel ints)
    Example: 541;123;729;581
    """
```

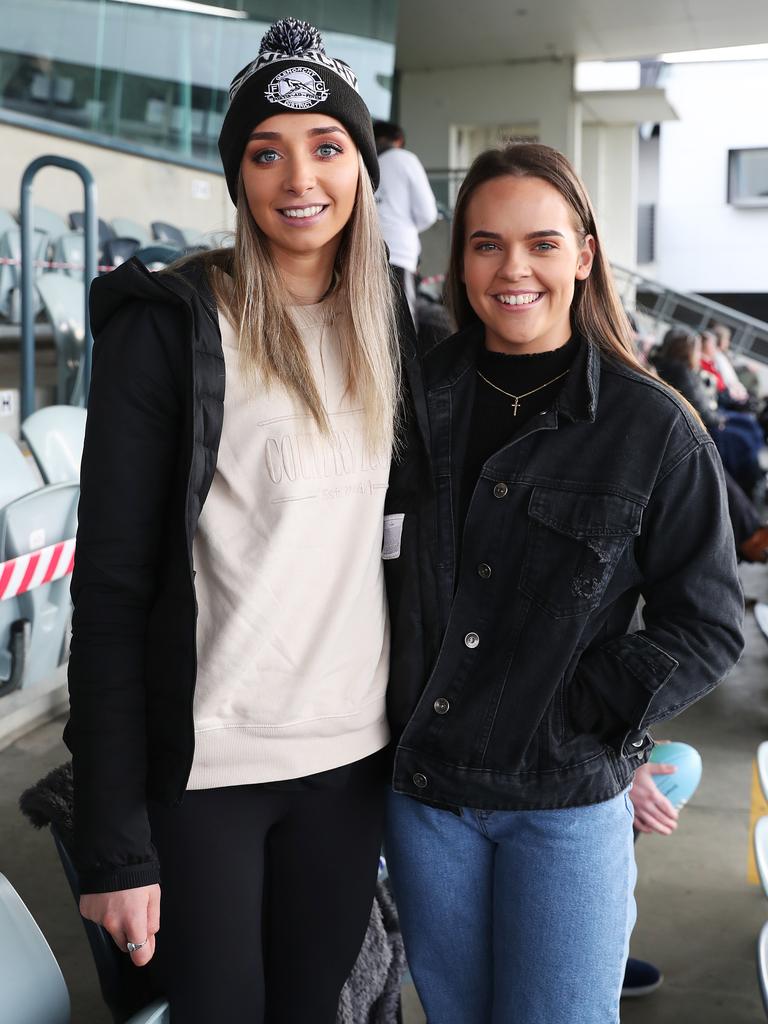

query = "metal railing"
19;155;98;419
612;264;768;363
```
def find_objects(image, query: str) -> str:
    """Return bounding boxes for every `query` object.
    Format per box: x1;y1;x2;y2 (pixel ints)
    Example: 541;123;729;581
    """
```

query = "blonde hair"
189;154;399;453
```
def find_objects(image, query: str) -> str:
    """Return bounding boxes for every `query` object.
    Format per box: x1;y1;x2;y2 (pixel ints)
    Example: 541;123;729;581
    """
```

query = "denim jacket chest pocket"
519;487;643;618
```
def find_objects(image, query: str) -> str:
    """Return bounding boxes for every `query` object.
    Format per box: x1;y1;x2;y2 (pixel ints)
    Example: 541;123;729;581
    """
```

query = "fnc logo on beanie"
265;66;330;110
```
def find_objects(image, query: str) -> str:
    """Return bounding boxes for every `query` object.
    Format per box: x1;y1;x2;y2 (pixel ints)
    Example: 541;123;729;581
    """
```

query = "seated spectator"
709;321;751;405
699;329;727;396
651;328;720;431
652;327;768;554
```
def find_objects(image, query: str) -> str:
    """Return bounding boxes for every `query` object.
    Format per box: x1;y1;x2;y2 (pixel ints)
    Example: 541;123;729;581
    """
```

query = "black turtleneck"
460;334;580;528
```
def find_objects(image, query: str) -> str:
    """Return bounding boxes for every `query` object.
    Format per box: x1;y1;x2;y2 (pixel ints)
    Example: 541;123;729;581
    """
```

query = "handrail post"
20;156;98;420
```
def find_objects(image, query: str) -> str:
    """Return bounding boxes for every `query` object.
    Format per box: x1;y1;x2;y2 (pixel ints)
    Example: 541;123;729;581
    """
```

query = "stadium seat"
0;872;70;1024
21;406;86;484
0;208;16;234
755;816;768;899
31;207;69;241
0;481;79;694
759;742;768;804
151;221;186;248
0;434;38;508
111;217;152;248
68;212;115;250
35;275;86;405
102;237;140;269
134;244;181;270
759;920;768;1018
0;227;46;322
51;232;85;281
755;603;768;645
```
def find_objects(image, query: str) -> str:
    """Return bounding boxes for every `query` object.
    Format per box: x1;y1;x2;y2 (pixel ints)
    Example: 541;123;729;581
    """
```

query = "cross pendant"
511;397;520;416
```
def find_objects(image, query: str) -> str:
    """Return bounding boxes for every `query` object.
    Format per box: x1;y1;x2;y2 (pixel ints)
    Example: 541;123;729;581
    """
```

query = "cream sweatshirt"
187;301;391;789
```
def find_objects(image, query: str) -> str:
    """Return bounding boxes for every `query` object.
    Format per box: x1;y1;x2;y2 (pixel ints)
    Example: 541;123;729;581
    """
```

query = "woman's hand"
80;884;161;966
629;762;679;836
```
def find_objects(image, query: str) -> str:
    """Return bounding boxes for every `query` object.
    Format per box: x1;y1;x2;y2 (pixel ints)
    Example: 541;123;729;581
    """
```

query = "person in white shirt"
710;321;750;404
374;120;438;324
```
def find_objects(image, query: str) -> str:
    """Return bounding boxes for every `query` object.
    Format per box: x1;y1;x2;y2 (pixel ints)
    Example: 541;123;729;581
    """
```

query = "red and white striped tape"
0;256;116;273
0;539;76;602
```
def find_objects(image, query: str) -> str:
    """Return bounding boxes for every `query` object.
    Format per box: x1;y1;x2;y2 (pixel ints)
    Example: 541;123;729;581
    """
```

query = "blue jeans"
385;789;637;1024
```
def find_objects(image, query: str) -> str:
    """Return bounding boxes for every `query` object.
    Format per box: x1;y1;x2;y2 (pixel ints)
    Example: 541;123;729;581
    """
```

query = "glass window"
728;148;768;207
2;0;397;169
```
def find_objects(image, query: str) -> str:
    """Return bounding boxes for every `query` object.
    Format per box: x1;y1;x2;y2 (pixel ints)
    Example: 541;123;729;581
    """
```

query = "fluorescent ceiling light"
661;43;768;63
109;0;247;18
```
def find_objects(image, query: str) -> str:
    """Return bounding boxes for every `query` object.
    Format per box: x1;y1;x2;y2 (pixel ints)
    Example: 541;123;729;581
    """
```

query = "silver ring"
127;939;148;953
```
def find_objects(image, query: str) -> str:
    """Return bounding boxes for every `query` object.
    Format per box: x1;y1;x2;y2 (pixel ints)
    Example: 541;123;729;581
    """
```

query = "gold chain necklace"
476;368;570;416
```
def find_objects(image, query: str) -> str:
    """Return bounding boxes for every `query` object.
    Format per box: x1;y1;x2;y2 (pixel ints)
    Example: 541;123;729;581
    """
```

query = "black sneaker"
621;958;663;998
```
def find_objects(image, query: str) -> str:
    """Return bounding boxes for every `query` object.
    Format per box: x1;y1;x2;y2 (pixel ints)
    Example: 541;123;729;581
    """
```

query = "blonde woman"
66;19;415;1023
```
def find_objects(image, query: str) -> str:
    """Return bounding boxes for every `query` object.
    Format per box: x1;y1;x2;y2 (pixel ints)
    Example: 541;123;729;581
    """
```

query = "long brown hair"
446;143;644;374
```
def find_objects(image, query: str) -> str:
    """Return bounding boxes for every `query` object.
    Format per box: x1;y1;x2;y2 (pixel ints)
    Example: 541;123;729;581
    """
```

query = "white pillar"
580;124;638;270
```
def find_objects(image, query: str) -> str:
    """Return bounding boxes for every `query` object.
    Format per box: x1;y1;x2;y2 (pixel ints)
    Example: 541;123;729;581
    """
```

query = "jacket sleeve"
570;437;744;755
65;300;184;893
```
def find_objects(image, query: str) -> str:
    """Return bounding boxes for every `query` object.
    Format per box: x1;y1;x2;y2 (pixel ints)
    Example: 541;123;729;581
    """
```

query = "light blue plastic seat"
50;232;85;281
759;742;768;805
112;217;152;248
0;208;16;234
0;436;40;694
0;227;47;322
21;406;87;484
0;872;70;1023
31;206;69;241
760;919;768;1018
0;481;79;694
755;816;768;900
0;434;38;508
35;275;86;405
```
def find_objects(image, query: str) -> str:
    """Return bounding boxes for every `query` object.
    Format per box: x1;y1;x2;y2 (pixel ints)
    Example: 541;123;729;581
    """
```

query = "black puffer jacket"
65;257;430;893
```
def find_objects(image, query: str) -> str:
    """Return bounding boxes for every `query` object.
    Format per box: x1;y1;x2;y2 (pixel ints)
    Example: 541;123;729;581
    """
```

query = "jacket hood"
89;256;212;336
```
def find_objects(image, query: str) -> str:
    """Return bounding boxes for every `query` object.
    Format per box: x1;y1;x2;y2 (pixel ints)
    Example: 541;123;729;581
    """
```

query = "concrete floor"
2;563;768;1022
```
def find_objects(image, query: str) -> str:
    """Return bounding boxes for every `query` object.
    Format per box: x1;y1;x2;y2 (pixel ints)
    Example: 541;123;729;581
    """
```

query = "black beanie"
218;17;379;204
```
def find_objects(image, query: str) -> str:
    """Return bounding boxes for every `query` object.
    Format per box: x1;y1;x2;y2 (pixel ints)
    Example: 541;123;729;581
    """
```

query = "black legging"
147;752;387;1023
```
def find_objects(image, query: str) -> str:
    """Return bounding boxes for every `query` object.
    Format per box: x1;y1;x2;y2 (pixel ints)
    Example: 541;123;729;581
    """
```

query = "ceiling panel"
396;0;768;69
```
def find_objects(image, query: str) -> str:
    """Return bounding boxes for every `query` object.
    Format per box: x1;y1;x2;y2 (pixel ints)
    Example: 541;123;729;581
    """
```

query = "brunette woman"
66;18;417;1023
383;144;743;1024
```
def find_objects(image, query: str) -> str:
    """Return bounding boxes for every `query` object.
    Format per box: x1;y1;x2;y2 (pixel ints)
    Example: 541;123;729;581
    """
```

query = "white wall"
0;122;234;237
581;123;638;270
656;60;768;293
399;58;578;171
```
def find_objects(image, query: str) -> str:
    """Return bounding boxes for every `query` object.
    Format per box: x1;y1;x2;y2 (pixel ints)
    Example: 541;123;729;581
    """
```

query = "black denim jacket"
385;326;744;812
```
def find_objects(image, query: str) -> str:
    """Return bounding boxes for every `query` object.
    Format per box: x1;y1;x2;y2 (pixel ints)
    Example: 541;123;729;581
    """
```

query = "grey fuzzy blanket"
19;761;406;1023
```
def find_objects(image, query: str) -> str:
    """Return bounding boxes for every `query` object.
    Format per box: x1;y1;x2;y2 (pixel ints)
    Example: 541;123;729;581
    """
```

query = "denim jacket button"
433;697;450;715
413;773;428;789
493;482;509;498
477;563;492;579
464;632;480;648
